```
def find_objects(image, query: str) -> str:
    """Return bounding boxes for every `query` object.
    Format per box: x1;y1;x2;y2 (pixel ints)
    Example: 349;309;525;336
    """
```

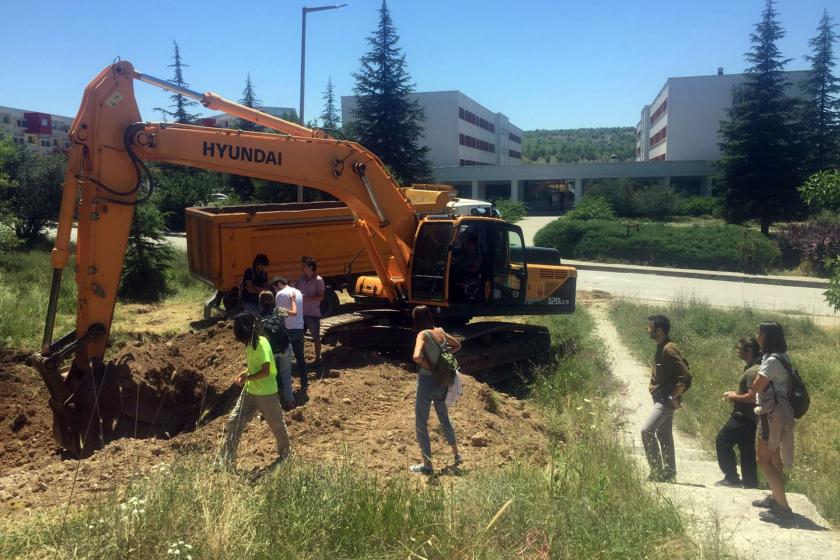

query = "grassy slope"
523;127;636;163
609;300;840;523
0;246;209;351
0;310;698;559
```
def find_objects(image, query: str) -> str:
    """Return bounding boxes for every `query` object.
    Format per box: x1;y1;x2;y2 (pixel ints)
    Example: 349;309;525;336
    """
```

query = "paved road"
578;267;836;317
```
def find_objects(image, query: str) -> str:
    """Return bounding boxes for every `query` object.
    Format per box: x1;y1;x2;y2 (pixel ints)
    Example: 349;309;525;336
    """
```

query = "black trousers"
715;415;758;487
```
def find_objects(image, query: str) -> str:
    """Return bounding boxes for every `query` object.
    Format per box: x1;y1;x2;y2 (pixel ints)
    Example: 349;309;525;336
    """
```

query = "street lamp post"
300;4;347;125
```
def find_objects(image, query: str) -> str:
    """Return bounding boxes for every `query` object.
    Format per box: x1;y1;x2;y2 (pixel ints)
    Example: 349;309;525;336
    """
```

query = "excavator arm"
34;60;421;457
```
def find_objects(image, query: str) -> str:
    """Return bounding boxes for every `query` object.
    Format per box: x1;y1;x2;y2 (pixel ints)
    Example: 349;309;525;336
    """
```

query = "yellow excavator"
32;61;577;458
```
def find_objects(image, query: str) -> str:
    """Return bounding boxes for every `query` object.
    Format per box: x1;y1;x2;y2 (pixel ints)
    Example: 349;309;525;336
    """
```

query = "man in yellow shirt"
217;313;291;468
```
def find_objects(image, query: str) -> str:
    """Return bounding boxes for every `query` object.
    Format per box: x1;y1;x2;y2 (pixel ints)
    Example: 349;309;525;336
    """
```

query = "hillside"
523;127;636;163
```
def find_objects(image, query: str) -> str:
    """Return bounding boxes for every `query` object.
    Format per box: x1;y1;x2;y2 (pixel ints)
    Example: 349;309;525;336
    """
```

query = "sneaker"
715;478;742;488
453;453;463;466
409;463;433;475
752;495;777;509
759;504;793;525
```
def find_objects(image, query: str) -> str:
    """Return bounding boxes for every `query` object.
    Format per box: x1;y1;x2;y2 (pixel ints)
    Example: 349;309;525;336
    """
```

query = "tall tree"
320;77;340;130
718;0;804;235
237;73;262;131
802;10;840;173
119;203;175;302
155;41;200;124
351;0;432;184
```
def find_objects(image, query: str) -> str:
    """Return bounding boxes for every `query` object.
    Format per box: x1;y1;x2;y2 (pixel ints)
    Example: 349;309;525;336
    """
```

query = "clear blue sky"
0;0;832;130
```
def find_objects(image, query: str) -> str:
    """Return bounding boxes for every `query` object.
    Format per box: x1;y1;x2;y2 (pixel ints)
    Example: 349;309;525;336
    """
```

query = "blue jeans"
287;329;307;390
415;374;457;463
274;349;294;404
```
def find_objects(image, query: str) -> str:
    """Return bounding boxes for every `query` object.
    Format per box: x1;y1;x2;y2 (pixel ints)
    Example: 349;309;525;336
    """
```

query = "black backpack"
771;353;810;419
261;313;290;355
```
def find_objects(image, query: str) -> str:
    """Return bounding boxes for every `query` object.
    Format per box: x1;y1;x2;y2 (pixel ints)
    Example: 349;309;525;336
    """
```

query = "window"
649;126;667;148
459;133;495;153
459;107;495;133
27;135;35;144
40;138;52;147
508;132;522;144
64;141;71;149
13;136;24;146
508;149;521;159
651;154;666;161
40;118;48;127
459;158;491;167
52;138;59;146
1;114;9;124
17;119;27;128
650;99;667;125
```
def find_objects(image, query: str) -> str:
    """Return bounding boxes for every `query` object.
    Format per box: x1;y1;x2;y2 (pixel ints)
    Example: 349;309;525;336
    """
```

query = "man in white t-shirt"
272;276;307;398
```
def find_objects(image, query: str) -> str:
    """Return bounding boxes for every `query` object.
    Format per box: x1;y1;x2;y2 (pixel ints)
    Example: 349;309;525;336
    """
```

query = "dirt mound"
0;323;547;514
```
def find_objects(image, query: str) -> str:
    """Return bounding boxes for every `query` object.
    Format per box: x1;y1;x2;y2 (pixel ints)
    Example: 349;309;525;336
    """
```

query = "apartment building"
341;91;523;168
0;106;74;155
636;69;810;161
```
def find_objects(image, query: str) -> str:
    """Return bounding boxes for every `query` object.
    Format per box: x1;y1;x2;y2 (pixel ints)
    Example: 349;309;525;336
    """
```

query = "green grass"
609;300;840;523
0;310;708;559
0;245;209;350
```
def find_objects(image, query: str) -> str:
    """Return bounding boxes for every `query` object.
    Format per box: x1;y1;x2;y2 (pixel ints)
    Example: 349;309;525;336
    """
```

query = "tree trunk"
760;218;770;236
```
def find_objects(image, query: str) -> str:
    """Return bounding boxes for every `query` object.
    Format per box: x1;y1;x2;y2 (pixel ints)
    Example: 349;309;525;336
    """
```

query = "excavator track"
319;311;551;382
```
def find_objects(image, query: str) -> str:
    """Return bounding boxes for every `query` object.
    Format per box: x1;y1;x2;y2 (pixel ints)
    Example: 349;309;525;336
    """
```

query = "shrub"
119;204;175;302
0;145;65;242
566;195;616;220
677;196;719;217
535;219;779;273
775;219;840;276
630;183;679;219
492;198;527;223
152;167;226;231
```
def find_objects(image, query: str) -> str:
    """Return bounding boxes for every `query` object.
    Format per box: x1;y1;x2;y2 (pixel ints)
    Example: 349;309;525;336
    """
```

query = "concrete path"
591;307;839;559
518;215;559;245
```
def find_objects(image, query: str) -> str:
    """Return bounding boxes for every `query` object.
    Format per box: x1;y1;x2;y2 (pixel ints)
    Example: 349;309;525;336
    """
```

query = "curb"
564;260;831;289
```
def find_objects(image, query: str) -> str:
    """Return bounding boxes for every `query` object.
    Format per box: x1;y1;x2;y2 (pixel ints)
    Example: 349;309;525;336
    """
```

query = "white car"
447;198;502;218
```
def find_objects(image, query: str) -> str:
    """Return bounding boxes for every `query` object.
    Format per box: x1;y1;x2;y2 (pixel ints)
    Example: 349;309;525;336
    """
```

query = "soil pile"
0;322;547;514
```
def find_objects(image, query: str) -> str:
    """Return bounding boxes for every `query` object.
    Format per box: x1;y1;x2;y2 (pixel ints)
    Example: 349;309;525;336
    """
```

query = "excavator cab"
410;217;527;314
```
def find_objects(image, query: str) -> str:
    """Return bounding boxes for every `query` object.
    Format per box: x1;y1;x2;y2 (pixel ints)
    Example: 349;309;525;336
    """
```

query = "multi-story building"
635;69;810;162
341;91;523;169
201;106;298;128
0;106;74;155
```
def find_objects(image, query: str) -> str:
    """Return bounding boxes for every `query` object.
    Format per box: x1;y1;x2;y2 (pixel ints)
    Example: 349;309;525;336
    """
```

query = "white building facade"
341;91;523;169
636;70;810;162
0;106;74;155
201;106;297;128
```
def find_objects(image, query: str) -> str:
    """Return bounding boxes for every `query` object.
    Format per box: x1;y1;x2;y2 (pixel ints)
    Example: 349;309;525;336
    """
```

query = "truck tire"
320;288;340;317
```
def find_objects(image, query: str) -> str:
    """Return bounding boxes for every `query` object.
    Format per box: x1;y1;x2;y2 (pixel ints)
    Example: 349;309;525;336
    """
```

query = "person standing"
216;313;290;469
258;291;295;411
716;337;760;488
240;254;269;315
272;276;307;400
410;306;461;475
295;257;325;364
641;314;692;483
751;322;796;524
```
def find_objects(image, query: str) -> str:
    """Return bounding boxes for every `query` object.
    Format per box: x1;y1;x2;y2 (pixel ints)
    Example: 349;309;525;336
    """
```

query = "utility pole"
300;4;347;124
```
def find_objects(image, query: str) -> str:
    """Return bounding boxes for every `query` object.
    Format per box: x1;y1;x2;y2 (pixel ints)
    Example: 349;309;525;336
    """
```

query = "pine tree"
155;41;200;124
238;73;262;131
802;10;840;173
351;0;432;184
718;0;804;235
320;77;340;130
119;203;175;302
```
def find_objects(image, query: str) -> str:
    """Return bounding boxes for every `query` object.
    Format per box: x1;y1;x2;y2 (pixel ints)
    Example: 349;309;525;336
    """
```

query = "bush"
677;196;719;217
534;219;780;273
119;204;175;302
775;219;840;276
585;180;687;219
630;183;679;219
0;144;65;242
152;167;226;231
566;195;616;220
492;198;527;223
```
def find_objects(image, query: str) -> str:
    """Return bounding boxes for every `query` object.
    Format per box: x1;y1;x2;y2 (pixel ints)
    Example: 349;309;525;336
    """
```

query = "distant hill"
522;127;636;163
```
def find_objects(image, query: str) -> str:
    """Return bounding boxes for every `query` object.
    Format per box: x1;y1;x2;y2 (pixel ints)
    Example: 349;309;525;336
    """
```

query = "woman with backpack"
410;305;462;475
216;312;291;469
751;322;796;524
